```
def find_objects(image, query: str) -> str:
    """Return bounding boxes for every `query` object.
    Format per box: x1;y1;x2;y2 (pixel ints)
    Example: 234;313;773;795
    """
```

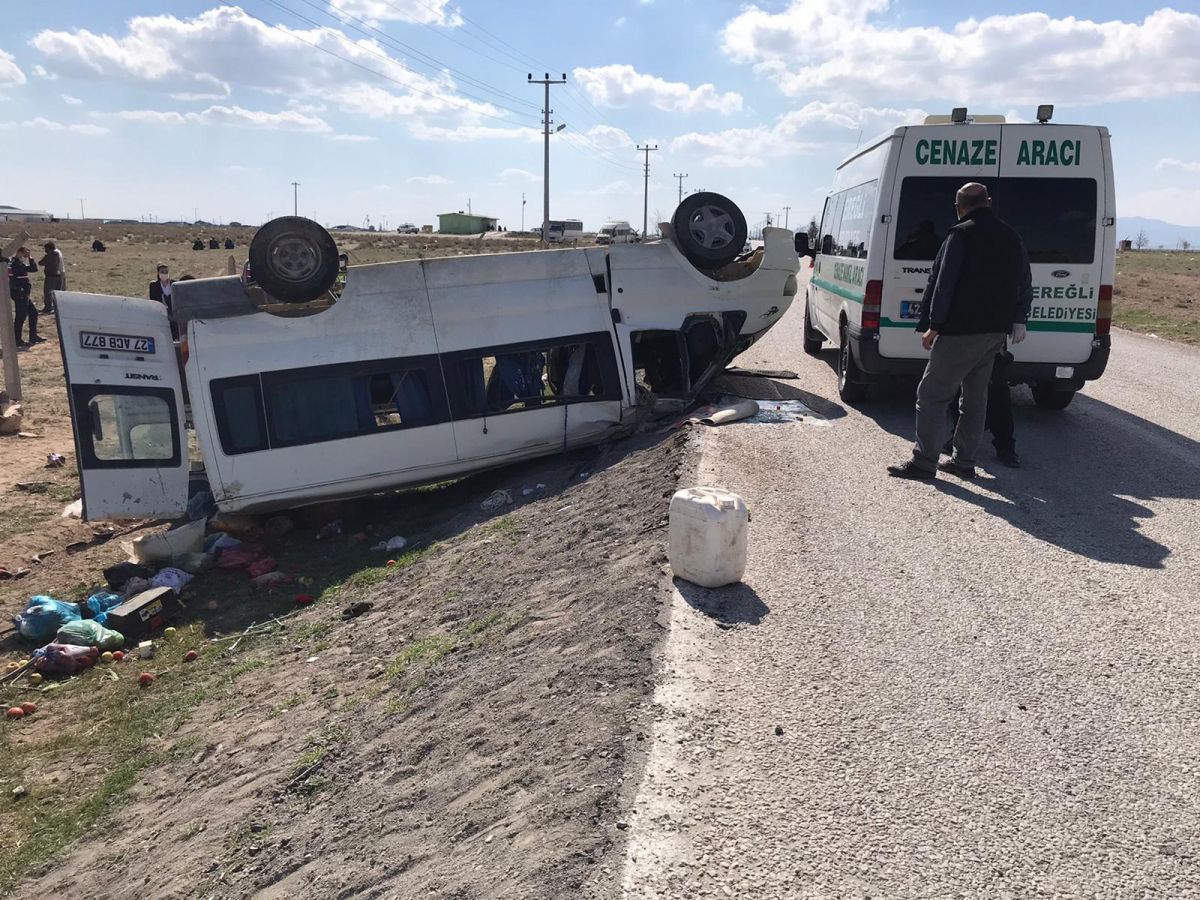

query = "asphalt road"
621;284;1200;898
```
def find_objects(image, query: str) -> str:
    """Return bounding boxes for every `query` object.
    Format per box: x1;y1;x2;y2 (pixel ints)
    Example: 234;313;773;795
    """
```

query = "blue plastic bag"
83;591;123;625
13;596;81;642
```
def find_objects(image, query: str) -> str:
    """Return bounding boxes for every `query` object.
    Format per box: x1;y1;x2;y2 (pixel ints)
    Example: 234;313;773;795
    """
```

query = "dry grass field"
1113;248;1200;345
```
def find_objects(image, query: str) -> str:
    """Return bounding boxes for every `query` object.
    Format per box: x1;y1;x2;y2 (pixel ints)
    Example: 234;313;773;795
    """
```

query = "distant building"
0;205;52;222
438;212;498;235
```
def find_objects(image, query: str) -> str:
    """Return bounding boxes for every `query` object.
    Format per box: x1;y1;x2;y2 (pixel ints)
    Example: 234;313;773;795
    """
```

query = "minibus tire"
249;216;340;303
837;325;868;403
671;192;748;269
1032;382;1076;410
803;299;825;355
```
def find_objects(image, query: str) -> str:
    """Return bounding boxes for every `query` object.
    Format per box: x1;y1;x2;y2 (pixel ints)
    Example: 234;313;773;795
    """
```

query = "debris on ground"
371;535;408;552
481;489;512;512
45;453;66;468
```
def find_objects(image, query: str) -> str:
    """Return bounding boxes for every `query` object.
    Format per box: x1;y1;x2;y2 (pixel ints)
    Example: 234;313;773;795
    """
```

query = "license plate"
900;300;922;320
80;331;156;354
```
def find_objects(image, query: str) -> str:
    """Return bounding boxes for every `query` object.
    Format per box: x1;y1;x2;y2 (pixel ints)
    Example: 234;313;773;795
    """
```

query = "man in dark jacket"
888;183;1031;480
9;246;41;345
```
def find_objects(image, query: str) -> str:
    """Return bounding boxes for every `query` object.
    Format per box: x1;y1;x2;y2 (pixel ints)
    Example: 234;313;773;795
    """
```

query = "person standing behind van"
38;241;65;314
9;247;41;346
888;183;1030;480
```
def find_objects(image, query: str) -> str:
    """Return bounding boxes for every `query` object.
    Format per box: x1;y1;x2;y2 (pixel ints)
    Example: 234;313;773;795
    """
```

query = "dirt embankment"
8;431;695;899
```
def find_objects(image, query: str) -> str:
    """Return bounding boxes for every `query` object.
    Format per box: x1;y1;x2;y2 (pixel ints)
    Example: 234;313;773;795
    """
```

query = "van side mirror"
821;234;834;256
793;232;810;256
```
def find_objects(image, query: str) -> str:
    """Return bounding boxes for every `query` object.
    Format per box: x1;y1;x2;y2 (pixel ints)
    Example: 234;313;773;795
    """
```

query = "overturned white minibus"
55;194;785;521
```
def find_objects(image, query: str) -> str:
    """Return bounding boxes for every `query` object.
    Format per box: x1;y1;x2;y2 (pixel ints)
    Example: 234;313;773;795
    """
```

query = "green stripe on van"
878;317;1095;333
811;276;864;303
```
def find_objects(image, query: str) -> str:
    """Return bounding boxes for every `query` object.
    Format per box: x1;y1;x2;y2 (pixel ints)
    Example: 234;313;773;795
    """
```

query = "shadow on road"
835;365;1200;569
675;578;770;627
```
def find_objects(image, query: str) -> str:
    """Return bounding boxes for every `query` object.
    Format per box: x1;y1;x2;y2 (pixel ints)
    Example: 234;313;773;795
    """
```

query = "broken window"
72;387;181;468
446;333;620;419
210;357;444;455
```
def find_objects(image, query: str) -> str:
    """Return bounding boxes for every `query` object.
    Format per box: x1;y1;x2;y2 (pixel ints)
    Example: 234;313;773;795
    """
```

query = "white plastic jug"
668;487;749;588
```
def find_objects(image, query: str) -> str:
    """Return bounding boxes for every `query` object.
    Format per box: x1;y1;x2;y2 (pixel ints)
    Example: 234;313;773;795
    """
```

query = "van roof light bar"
951;107;968;123
1037;104;1054;123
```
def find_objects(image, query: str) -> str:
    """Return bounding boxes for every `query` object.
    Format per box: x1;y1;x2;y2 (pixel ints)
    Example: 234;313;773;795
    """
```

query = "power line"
254;0;539;123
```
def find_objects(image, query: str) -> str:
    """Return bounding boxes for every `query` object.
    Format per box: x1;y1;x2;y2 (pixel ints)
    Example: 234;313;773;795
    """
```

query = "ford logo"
1051;269;1070;278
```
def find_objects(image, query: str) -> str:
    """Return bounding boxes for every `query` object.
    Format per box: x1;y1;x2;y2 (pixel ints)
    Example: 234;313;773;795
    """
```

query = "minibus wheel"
803;297;825;355
671;192;748;269
249;216;340;303
1031;382;1076;410
837;324;868;403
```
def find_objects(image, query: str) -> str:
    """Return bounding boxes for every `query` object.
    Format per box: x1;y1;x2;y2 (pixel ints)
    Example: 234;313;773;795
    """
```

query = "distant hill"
1118;216;1200;250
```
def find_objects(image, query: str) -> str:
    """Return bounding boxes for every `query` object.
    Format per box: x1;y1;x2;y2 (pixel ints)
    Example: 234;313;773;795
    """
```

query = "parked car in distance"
396;223;420;234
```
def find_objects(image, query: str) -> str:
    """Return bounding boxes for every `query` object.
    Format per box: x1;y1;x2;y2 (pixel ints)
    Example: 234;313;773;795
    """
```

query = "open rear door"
55;292;189;521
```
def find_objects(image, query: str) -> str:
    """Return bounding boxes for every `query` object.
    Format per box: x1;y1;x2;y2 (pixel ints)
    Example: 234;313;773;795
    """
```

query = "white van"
801;110;1114;408
54;198;796;521
597;221;637;245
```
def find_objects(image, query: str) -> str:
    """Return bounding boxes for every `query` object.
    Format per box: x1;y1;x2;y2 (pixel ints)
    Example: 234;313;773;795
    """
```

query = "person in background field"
887;182;1031;480
9;246;42;346
38;241;65;314
150;264;179;339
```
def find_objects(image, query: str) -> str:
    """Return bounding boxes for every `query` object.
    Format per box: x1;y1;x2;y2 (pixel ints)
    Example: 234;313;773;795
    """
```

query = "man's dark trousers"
913;332;1007;471
949;351;1015;454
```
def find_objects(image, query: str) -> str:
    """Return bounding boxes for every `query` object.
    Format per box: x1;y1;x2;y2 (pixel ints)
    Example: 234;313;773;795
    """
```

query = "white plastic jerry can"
668;487;749;588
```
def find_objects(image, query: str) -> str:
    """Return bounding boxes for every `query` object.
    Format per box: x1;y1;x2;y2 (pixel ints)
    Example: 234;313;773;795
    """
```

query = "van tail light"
1096;284;1112;336
862;279;882;330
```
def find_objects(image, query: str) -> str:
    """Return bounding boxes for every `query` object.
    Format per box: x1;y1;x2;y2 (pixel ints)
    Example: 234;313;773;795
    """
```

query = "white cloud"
573;64;743;114
409;122;537;142
0;117;105;135
721;2;1200;105
330;133;375;141
30;6;507;130
168;91;226;102
671;100;922;167
61;93;82;105
1157;158;1200;174
31;64;56;81
111;105;331;132
0;50;25;86
328;0;462;27
499;168;540;183
1119;186;1200;225
583;124;634;150
406;174;452;184
615;16;627;27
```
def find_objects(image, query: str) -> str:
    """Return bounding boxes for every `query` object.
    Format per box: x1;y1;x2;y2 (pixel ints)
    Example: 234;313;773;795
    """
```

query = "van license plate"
80;332;156;354
900;301;922;320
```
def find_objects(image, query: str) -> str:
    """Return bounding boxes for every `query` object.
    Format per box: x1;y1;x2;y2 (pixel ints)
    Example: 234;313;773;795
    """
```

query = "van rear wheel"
803;298;825;355
837;324;868;403
1032;382;1076;410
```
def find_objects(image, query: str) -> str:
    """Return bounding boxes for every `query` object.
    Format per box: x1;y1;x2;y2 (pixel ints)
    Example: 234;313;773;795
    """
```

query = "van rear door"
55;292;189;521
998;125;1106;365
883;124;1004;359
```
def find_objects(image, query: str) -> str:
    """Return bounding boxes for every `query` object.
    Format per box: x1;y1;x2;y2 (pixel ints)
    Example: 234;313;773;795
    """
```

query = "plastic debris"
137;641;155;659
371;535;409;552
186;490;217;522
315;519;344;541
149;567;195;595
103;561;153;592
218;545;266;569
203;532;242;553
121;576;153;600
522;484;547;497
171;552;213;575
247;557;278;579
45;452;66;468
32;643;99;675
480;490;512;512
83;590;123;623
251;570;291;589
61;499;83;519
57;619;125;651
13;597;81;642
132;519;206;565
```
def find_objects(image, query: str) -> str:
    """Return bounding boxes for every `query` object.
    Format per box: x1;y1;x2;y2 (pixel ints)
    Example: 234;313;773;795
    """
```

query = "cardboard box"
105;587;182;639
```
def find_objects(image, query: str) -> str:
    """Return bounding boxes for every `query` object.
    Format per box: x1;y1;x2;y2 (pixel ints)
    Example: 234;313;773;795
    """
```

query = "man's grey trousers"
912;332;1007;471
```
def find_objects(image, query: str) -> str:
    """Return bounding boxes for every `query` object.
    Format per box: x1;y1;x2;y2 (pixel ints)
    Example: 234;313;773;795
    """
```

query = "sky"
2;0;1199;234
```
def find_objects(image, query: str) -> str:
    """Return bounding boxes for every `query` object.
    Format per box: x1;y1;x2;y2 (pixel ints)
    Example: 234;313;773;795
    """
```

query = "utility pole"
78;198;85;220
673;172;688;206
638;143;658;239
521;192;526;232
193;207;199;223
291;182;300;217
528;72;567;247
783;206;791;230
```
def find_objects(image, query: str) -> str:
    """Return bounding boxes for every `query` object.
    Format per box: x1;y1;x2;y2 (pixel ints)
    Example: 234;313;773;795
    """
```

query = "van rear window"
893;176;1097;264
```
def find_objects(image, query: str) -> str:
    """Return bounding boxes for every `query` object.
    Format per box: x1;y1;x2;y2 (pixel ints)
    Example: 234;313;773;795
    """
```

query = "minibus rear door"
55;292;189;521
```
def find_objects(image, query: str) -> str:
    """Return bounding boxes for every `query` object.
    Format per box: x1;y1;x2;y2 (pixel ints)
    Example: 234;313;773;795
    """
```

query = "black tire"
837;323;869;403
803;296;825;355
670;192;748;269
249;216;340;303
1032;382;1076;410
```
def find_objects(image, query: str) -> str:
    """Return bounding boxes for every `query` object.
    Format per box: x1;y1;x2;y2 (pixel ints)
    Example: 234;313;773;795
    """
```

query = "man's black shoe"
997;448;1021;468
938;460;977;479
28;337;46;345
887;461;936;480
